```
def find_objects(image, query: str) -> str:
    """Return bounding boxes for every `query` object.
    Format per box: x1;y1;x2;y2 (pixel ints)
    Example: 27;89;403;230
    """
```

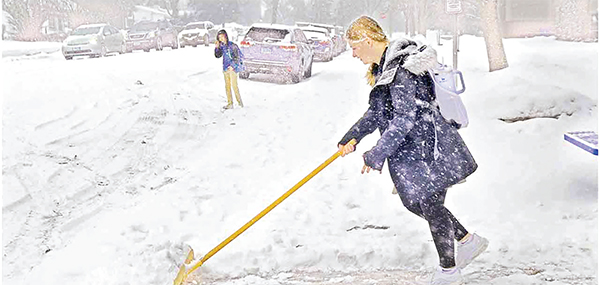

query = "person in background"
337;16;488;285
215;29;244;109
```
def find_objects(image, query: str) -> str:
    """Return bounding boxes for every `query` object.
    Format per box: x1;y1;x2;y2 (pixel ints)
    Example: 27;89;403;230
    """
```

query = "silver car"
179;21;214;47
62;23;126;60
126;20;179;52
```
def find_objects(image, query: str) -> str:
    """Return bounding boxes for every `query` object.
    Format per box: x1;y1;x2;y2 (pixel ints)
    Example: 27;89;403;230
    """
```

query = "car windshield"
185;23;205;30
131;22;159;32
302;30;328;40
72;27;101;36
245;27;289;43
311;25;334;34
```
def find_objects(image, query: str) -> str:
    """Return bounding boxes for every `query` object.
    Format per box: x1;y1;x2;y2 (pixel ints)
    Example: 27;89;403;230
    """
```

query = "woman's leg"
419;191;457;268
396;185;468;242
230;71;243;106
223;70;233;107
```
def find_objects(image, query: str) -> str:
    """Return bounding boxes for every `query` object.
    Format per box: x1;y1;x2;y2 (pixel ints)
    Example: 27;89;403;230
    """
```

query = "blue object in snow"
564;131;598;156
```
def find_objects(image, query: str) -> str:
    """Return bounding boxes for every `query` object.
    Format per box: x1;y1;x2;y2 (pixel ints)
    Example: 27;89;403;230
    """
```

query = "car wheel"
156;38;163;51
290;70;301;83
119;42;126;54
144;49;150;52
193;45;197;48
65;56;73;60
100;44;107;57
239;71;250;79
181;45;185;48
299;60;306;79
204;35;209;46
304;59;312;78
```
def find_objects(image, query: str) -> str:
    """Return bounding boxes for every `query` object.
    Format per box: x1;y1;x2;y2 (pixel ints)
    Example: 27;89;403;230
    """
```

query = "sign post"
445;0;462;70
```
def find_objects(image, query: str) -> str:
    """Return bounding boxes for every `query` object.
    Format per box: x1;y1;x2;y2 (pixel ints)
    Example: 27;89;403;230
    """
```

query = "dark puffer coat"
338;38;477;199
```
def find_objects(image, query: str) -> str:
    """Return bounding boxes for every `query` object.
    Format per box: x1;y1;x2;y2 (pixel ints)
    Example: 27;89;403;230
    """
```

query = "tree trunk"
405;4;415;37
556;0;593;41
480;0;508;72
417;0;427;36
20;2;44;41
271;0;279;24
165;0;179;18
410;10;416;37
405;10;409;35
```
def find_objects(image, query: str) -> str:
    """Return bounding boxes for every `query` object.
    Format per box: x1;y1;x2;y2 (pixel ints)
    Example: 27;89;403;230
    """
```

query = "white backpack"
428;63;469;128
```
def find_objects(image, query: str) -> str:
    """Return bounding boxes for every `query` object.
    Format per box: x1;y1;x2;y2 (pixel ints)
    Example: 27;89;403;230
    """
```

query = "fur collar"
381;38;438;75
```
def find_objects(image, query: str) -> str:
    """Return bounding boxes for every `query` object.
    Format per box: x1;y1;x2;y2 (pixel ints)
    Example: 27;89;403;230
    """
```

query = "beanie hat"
216;29;229;42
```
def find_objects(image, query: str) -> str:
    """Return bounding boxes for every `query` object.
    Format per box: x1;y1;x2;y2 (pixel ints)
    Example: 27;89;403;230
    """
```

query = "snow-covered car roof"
244;24;294;42
75;23;108;29
296;22;334;29
224;22;244;28
186;21;212;26
183;22;210;30
249;23;296;31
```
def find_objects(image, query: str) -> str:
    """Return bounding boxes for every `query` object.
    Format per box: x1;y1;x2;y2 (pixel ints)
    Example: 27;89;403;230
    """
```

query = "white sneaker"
415;266;463;285
456;233;489;269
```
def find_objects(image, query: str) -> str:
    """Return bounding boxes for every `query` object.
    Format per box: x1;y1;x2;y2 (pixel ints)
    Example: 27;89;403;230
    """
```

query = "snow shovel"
173;139;357;285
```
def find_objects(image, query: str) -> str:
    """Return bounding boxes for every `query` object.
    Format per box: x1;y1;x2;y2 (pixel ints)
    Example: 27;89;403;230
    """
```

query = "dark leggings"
398;189;468;268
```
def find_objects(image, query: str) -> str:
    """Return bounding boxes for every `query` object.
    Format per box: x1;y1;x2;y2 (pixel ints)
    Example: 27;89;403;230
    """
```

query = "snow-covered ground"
2;34;597;285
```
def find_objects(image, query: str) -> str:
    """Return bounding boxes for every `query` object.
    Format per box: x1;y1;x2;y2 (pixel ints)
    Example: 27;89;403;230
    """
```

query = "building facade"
499;0;598;41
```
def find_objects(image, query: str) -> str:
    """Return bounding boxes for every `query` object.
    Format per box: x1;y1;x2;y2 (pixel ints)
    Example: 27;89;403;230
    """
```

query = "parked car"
239;23;314;83
298;26;334;61
126;20;179;52
62;23;126;60
335;25;348;53
179;21;214;47
222;22;246;42
297;22;345;56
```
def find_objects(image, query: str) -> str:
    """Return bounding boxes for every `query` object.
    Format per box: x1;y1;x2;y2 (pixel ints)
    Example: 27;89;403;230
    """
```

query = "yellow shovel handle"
178;139;357;282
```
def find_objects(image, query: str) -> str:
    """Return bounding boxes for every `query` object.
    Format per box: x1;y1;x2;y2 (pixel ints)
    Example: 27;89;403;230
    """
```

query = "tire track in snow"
2;85;213;279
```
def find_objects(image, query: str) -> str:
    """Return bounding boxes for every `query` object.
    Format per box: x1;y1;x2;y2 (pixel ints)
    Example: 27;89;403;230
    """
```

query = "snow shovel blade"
173;139;356;285
174;248;195;285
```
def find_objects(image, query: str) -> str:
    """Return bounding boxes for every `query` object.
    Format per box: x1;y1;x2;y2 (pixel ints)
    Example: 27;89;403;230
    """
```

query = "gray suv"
240;24;314;83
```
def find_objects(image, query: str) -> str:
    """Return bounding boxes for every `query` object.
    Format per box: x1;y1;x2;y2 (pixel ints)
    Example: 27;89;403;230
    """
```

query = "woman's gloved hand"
337;139;357;157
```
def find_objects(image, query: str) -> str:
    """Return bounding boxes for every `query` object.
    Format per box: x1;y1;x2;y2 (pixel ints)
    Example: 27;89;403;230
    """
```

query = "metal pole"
453;14;458;69
389;12;393;37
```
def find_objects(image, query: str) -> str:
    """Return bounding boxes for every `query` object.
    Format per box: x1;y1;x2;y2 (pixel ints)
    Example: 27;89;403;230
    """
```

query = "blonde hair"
346;16;389;86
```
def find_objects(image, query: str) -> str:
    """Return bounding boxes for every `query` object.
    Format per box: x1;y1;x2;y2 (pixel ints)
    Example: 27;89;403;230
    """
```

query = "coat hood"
382;38;438;75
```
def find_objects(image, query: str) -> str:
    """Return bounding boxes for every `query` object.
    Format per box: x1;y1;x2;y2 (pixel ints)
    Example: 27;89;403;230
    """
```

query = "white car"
222;22;246;42
178;21;215;47
62;23;126;60
298;26;334;61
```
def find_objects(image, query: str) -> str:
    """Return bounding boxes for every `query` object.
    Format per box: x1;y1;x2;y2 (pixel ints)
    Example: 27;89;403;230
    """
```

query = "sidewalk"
2;40;62;58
